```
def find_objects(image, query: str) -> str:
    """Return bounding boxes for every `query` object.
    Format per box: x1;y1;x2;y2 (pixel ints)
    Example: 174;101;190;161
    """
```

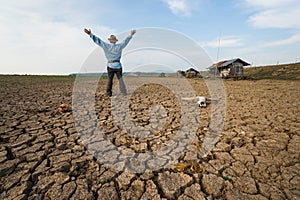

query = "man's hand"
131;29;136;36
84;28;91;35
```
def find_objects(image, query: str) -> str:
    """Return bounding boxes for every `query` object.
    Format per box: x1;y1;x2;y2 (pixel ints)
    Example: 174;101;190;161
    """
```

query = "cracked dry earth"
0;75;299;200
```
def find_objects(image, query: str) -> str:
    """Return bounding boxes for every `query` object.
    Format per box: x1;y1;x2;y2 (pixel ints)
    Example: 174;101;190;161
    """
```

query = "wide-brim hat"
108;35;118;42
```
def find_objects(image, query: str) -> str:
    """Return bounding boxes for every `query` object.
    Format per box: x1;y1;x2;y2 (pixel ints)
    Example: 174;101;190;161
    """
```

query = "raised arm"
131;29;136;36
84;28;91;35
84;28;106;47
120;29;136;49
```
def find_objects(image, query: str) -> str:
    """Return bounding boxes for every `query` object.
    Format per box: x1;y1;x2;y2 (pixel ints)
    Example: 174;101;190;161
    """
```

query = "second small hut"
177;68;201;78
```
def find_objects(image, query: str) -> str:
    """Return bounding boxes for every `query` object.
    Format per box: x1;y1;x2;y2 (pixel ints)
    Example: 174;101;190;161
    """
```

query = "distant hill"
69;72;177;77
244;62;300;80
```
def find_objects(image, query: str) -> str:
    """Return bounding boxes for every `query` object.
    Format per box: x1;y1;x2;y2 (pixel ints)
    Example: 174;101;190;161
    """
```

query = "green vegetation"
219;174;233;183
244;62;300;80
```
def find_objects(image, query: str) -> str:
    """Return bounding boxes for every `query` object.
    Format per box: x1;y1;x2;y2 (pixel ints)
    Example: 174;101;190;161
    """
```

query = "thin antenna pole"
216;32;221;62
215;30;221;77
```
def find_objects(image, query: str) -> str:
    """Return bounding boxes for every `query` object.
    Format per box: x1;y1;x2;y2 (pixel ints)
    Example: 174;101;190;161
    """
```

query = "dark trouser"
106;67;127;96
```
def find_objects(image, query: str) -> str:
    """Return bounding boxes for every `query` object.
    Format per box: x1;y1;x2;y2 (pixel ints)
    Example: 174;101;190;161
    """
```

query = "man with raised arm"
84;28;136;97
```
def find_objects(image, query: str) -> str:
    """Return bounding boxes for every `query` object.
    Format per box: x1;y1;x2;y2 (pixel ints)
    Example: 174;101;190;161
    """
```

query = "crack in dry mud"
0;76;299;199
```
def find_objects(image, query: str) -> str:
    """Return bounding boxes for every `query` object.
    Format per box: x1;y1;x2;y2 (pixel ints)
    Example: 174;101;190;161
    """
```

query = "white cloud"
248;7;300;29
243;0;296;8
0;1;115;74
203;36;243;48
242;0;300;29
262;33;300;47
162;0;191;16
205;33;300;66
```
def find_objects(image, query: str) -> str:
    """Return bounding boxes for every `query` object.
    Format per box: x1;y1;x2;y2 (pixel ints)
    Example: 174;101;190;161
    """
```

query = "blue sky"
1;0;299;74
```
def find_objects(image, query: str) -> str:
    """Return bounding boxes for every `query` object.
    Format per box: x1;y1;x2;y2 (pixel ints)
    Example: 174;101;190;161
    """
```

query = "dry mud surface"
0;75;299;200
